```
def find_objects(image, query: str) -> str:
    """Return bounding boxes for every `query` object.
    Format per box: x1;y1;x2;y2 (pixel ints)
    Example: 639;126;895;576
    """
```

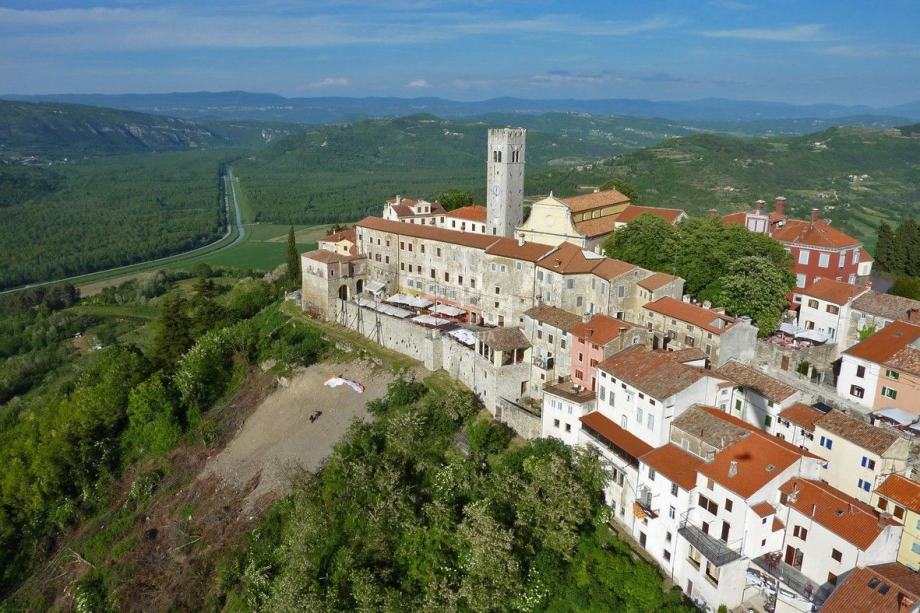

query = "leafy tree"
151;293;193;365
286;226;301;287
715;256;792;336
875;222;896;272
603;214;678;272
890;276;920;300
893;219;920;276
599;178;638;201
466;416;513;457
457;501;523;611
191;262;213;279
122;373;182;460
435;189;474;211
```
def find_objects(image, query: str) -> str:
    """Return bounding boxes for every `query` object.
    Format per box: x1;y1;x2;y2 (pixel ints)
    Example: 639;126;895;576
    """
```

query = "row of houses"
299;127;920;613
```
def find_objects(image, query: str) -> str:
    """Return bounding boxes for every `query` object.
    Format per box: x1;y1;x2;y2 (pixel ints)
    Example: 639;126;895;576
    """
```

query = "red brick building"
723;197;873;298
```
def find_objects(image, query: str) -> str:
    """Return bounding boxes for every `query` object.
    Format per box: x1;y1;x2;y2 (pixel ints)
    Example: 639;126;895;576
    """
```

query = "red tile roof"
386;197;446;218
301;249;362;264
598;345;707;400
591;258;638;280
446;204;487;222
779;403;824;432
699;429;806;498
574;214;619;237
561;188;631;213
484;237;555;262
844;320;920;368
537;241;606;275
523;305;583;332
640;444;703;490
580;411;653;460
721;211;748;226
860;247;874;263
801;278;868;305
616;205;685;225
638;272;680;292
751;501;776;517
887;346;920;378
356;216;499;250
875;474;920;512
643;296;737;335
570;314;635;347
771;218;861;249
714;360;797;403
821;563;920;613
814;410;900;456
322;228;356;243
779;478;897;550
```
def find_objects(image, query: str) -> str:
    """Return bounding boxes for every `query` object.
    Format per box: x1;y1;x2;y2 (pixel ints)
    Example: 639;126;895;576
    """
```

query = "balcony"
751;553;834;605
533;355;555;370
634;498;658;520
678;522;741;567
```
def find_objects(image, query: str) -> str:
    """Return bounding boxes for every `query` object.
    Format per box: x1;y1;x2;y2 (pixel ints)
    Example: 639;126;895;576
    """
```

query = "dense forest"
0;151;230;289
529;125;920;248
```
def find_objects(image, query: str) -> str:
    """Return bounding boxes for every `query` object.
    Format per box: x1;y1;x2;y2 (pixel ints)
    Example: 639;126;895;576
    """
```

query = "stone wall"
496;398;542;439
753;338;838;384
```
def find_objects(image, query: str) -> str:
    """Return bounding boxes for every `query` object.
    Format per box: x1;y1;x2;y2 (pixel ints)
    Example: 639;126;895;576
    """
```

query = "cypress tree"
287;226;301;286
875;222;895;272
901;219;920;277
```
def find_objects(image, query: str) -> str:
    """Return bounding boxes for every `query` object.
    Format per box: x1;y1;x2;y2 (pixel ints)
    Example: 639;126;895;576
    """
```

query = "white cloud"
406;79;431;88
822;44;920;59
701;23;828;42
304;77;350;88
455;14;680;37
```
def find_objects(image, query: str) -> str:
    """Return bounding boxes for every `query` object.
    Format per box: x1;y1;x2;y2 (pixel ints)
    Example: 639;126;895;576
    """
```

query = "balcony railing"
677;522;741;567
751;553;834;605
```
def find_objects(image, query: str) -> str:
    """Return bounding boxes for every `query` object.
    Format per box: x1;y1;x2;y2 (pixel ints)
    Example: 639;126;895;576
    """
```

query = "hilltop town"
301;127;920;612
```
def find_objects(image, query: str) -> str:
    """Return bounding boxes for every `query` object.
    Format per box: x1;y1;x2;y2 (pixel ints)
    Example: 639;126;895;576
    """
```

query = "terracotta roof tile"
698;406;823;459
771;218;861;249
569;314;635;347
638;272;680;292
523;305;582;332
301;249;362;264
714;360;797;403
663;347;708;364
699;429;807;498
446;204;487;221
751;501;776;517
822;564;920;613
574;214;619;237
591;258;638;280
721;211;748;226
560;188;631;213
640;444;703;490
536;241;605;275
356;216;498;250
801;278;868;305
771;517;784;532
814;410;900;456
485;238;555;262
876;474;920;512
322;228;356;243
844;321;920;367
671;405;752;450
851;290;920;322
475;327;531;352
598;345;707;400
616;205;685;224
643;296;738;335
860;246;874;263
887;346;920;377
778;403;824;432
779;478;896;550
580;411;653;461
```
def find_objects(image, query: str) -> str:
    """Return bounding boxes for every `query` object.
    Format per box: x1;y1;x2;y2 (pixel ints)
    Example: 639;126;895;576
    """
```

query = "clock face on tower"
491;184;502;197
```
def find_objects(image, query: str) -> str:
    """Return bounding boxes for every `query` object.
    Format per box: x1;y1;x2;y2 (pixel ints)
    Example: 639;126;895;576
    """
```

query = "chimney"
811;208;820;223
708;208;719;219
619;326;628;351
517;235;525;247
811;504;817;517
755;199;765;215
582;312;591;323
775;196;786;217
907;308;919;324
396;194;402;205
728;460;738;478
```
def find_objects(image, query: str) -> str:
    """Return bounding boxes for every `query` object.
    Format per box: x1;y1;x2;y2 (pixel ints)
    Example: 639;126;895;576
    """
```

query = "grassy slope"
529;126;920;249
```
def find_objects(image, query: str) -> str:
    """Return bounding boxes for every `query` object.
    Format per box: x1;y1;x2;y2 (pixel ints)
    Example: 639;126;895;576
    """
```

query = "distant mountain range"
4;91;919;125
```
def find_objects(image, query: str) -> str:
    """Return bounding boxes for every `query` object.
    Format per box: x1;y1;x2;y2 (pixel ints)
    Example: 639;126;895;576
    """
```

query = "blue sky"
2;1;919;105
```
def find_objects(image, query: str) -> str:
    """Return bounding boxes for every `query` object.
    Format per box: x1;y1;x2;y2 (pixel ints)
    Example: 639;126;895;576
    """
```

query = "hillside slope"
0;100;297;158
234;112;708;224
531;125;920;248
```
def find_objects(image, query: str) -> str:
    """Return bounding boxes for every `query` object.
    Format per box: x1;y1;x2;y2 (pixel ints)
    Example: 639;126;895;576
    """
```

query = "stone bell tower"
486;127;526;237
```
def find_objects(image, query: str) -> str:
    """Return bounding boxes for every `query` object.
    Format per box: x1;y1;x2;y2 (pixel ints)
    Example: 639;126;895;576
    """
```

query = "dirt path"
202;361;400;506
